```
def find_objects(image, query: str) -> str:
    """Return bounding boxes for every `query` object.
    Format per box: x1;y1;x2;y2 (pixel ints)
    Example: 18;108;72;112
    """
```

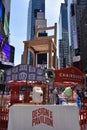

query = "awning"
54;66;85;87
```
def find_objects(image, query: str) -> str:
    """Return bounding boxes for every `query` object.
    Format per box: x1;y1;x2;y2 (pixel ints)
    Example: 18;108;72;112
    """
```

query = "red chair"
0;107;9;130
82;100;87;110
79;110;87;130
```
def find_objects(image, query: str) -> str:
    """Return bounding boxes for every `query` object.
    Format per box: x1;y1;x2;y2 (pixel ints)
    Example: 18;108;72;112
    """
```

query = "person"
73;90;82;110
56;93;59;105
59;87;73;105
49;90;54;104
49;88;59;105
0;51;8;62
84;89;87;99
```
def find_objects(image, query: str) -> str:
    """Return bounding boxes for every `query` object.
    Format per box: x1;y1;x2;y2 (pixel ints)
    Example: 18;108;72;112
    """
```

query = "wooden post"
49;42;52;68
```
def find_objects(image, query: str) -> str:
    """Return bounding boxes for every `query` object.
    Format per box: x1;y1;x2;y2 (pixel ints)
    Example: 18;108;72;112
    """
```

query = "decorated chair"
0;106;9;130
82;99;87;110
79;110;87;130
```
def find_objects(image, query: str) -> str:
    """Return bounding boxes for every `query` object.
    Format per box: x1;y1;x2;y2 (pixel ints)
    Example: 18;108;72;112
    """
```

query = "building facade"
26;0;48;68
64;0;87;72
80;4;87;73
59;3;69;68
70;0;87;71
27;0;45;40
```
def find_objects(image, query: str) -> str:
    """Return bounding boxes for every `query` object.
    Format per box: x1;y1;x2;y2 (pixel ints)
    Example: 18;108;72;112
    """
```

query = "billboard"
2;0;11;35
0;36;15;66
0;0;4;21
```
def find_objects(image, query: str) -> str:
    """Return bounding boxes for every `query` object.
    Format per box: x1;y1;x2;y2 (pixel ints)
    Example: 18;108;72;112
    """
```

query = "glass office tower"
59;3;69;68
27;0;45;40
26;0;46;66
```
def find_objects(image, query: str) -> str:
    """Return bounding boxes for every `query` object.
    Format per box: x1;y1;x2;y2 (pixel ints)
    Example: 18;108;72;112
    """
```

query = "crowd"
49;86;87;110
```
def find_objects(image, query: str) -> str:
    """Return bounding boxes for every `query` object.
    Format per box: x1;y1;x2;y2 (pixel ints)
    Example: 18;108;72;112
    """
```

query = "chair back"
82;99;87;110
0;106;9;130
79;110;87;130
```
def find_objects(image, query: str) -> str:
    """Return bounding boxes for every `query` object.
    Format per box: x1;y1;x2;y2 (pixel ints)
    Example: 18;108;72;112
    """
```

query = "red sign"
32;108;53;127
54;66;85;86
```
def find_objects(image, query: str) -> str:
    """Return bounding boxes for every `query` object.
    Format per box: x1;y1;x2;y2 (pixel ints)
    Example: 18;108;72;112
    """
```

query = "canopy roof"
54;66;85;87
5;65;85;87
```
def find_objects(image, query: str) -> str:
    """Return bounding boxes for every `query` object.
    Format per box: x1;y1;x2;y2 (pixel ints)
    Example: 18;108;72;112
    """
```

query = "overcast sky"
9;0;64;65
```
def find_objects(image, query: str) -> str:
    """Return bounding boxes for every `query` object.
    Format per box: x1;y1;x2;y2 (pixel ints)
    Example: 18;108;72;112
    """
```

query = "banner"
8;104;80;130
5;64;43;82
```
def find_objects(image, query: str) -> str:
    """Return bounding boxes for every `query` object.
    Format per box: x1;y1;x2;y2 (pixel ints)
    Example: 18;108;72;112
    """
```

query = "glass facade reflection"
27;0;45;40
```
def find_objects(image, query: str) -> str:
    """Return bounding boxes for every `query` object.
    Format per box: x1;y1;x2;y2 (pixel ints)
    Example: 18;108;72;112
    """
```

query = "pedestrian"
75;90;82;110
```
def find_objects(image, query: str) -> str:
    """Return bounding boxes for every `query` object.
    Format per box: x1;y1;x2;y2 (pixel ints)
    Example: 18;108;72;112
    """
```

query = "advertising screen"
0;43;15;66
0;36;15;67
0;1;3;20
0;0;5;23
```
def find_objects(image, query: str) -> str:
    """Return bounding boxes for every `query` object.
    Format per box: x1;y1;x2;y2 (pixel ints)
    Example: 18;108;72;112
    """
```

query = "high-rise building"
80;4;87;73
27;0;45;40
59;3;69;68
0;0;15;70
70;0;87;70
26;0;48;67
64;0;72;67
64;0;87;71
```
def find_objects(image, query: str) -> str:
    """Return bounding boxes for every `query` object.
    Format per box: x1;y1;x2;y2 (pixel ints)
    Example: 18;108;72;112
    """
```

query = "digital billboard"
0;0;3;20
0;0;5;23
0;36;15;67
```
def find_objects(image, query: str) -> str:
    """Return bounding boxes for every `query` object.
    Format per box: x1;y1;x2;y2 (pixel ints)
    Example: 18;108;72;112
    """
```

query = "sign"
8;104;80;130
73;55;80;62
54;66;85;86
0;43;14;66
5;64;44;82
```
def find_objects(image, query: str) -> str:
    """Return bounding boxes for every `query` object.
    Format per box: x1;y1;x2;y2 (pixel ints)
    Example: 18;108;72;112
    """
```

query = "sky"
9;0;64;66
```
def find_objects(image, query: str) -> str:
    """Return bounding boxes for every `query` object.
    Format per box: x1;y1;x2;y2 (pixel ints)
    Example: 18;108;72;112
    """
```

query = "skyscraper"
26;0;48;67
64;0;87;71
27;0;45;40
59;3;69;68
70;0;87;70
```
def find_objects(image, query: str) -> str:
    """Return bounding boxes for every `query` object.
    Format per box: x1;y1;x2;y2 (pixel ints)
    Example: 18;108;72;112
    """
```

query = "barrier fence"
0;106;9;130
79;109;87;130
0;105;87;130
